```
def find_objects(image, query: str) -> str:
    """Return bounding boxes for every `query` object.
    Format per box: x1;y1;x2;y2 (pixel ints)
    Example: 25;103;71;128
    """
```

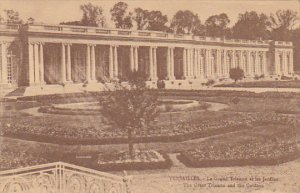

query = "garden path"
127;158;300;193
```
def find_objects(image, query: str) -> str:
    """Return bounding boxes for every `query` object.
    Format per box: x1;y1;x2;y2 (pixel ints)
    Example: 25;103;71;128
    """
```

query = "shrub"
157;80;166;89
206;79;215;86
229;67;244;82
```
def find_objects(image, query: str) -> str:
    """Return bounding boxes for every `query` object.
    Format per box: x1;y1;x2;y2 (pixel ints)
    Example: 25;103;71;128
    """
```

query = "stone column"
39;43;45;84
170;47;175;80
239;50;242;70
66;44;72;82
217;49;221;77
262;51;266;75
91;44;96;81
223;49;227;76
194;48;199;78
255;51;259;75
206;49;210;77
34;43;40;84
109;45;114;79
232;50;236;69
186;48;190;77
130;46;134;71
1;42;8;84
28;43;35;85
153;47;157;80
290;51;294;74
183;48;187;78
134;46;138;71
166;47;171;79
149;46;153;80
114;45;119;78
85;44;91;82
284;51;288;75
247;51;251;76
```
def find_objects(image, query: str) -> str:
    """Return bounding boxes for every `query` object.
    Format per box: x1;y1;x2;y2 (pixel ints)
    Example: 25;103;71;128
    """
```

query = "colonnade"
275;50;294;75
25;41;293;85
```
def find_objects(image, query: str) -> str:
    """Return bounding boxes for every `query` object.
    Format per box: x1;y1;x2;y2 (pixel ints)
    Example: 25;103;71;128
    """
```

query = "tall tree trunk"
127;127;134;159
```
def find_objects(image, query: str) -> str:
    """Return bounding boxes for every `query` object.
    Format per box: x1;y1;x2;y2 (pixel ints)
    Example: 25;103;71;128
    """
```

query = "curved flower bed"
1;112;298;145
178;127;300;167
38;99;210;115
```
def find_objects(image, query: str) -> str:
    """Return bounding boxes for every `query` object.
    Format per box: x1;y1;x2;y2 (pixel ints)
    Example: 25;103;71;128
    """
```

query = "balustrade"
0;162;129;193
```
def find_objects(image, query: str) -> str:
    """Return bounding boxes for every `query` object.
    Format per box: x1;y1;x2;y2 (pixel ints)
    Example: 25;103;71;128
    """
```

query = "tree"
99;71;159;158
60;3;106;27
110;2;133;29
170;10;204;35
269;9;299;41
205;13;230;37
232;11;270;40
132;8;149;30
132;8;169;31
80;3;106;27
229;67;244;82
2;9;22;24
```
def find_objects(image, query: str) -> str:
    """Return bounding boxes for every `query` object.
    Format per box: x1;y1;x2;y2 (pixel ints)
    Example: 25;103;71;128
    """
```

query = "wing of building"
0;23;294;95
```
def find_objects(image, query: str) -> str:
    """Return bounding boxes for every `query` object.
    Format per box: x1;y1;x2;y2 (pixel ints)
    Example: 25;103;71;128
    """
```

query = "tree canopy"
232;11;271;40
132;8;169;31
60;3;106;27
205;13;231;37
0;10;22;24
110;2;133;29
170;10;204;35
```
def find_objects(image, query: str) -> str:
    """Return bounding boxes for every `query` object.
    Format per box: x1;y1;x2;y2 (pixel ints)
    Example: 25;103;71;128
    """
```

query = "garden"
0;88;300;171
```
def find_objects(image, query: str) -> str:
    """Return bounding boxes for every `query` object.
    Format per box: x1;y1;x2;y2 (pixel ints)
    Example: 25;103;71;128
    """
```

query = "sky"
0;0;299;28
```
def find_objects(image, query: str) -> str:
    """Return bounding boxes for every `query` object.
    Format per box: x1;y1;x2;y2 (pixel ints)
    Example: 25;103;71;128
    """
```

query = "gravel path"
127;158;300;193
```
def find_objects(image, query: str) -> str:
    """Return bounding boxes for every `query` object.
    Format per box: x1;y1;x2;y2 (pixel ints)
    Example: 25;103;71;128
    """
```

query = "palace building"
0;23;294;95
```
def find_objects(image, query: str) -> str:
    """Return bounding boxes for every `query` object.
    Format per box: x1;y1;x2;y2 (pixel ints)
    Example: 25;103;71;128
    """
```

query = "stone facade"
0;23;294;90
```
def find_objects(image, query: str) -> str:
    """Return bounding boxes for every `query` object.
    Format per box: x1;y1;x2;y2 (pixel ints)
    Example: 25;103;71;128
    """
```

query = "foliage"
0;9;22;24
80;3;106;27
229;67;244;82
60;3;106;27
170;10;205;35
232;11;270;40
157;80;165;89
205;13;231;37
132;8;169;31
110;2;133;29
99;71;159;157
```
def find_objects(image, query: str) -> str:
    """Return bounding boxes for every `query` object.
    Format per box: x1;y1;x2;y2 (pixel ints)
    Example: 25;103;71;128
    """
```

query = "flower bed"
178;127;300;167
1;112;298;145
61;150;172;171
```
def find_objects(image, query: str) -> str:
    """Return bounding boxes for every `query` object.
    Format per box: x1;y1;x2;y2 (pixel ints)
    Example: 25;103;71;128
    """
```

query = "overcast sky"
0;0;299;28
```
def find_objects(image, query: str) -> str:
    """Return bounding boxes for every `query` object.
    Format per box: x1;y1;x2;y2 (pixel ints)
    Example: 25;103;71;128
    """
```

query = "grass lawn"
215;80;300;88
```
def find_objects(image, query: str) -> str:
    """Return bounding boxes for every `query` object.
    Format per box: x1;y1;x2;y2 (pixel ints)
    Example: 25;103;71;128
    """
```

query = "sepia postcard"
0;0;299;192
